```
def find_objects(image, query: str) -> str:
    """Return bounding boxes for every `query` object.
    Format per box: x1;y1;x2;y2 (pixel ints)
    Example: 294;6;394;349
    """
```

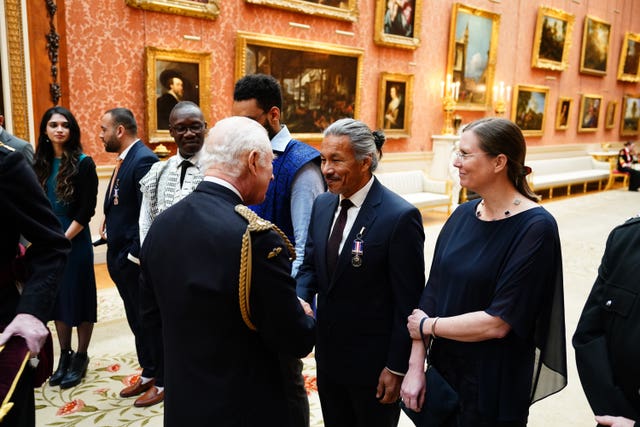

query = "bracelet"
419;316;428;344
431;316;440;339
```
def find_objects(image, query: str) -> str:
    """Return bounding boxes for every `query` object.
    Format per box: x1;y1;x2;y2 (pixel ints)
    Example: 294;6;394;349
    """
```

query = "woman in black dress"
400;118;567;426
34;107;98;389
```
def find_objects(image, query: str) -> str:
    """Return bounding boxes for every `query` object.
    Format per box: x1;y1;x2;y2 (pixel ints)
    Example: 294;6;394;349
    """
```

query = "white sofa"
375;170;452;214
526;156;610;198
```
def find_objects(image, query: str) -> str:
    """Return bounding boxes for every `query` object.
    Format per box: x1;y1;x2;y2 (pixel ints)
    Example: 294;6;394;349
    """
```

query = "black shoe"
59;352;89;389
49;349;74;386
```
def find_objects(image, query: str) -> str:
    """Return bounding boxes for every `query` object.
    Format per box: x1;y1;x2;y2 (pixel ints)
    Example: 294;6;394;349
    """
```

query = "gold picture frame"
617;32;640;82
531;6;575;71
555;97;572;130
577;94;603;132
605;101;617;130
620;94;640;136
125;0;220;20
244;0;358;22
236;31;363;143
579;15;611;76
446;3;501;111
145;47;212;143
373;0;423;49
377;72;413;138
511;84;549;137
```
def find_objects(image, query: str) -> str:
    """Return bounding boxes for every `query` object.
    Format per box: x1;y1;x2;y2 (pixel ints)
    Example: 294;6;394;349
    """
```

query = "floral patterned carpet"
35;349;322;426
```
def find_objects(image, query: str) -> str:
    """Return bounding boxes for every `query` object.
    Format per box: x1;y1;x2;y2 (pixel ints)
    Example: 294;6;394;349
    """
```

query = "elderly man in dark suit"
0;146;69;427
296;118;425;427
140;116;315;426
98;108;158;403
573;215;640;427
0;114;33;163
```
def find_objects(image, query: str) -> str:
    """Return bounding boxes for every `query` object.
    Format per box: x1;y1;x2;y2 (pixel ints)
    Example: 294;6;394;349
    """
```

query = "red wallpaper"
62;0;640;165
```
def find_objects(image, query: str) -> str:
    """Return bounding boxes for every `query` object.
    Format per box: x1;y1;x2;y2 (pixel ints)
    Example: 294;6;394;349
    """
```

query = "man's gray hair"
323;118;381;172
200;116;271;177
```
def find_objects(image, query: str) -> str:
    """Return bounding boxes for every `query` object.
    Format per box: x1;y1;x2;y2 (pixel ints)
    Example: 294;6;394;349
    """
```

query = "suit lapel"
328;179;382;291
104;141;141;213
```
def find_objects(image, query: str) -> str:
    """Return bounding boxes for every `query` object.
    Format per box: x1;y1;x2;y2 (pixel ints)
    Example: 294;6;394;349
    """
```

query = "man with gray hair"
296;118;425;426
140;116;315;426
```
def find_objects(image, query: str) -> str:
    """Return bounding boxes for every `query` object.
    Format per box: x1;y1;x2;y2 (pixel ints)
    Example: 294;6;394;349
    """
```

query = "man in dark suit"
0;146;69;427
140;116;315;426
0;114;33;163
296;118;425;426
98;108;158;403
573;216;640;427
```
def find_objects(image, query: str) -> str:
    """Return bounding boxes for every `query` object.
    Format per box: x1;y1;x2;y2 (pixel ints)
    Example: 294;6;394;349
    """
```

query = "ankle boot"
49;349;74;386
60;352;89;389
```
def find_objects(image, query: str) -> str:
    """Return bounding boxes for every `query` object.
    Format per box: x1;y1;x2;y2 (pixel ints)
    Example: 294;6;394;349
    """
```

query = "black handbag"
401;320;459;426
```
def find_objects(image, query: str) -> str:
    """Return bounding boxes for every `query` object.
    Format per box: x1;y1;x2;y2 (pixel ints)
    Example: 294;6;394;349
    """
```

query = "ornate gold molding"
3;0;29;140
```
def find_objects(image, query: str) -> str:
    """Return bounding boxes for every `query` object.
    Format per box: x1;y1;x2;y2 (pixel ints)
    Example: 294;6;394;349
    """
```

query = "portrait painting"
145;47;211;142
617;32;640;82
620;94;640;136
605;101;617;129
125;0;220;20
578;94;603;132
580;15;611;76
511;84;549;137
373;0;422;49
531;6;575;71
446;3;501;111
236;32;363;142
377;72;413;137
555;97;572;130
244;0;358;21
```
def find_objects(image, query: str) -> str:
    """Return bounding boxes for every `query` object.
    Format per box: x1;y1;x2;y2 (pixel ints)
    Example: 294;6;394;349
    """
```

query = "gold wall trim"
4;0;29;140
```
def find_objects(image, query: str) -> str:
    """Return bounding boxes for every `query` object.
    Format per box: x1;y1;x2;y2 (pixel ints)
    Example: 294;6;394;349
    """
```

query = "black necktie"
326;199;353;277
179;160;193;188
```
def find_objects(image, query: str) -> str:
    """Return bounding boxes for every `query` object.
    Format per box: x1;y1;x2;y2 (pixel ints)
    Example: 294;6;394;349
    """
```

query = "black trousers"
316;369;400;427
620;167;640;191
106;251;155;379
279;355;309;427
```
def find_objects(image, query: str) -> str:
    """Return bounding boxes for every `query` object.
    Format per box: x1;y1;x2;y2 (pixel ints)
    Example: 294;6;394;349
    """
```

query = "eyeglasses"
453;150;488;161
171;123;205;134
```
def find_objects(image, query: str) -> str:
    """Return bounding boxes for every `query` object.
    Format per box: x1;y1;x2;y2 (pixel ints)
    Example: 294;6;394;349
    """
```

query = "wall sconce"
441;74;460;134
492;81;511;116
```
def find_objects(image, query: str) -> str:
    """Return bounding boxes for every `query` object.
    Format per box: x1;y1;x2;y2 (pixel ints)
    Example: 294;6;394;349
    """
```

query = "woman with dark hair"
34;106;98;389
400;118;567;426
617;141;640;191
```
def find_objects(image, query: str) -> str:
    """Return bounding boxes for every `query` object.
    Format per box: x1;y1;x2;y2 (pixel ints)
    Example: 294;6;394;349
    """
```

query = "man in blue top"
233;74;324;427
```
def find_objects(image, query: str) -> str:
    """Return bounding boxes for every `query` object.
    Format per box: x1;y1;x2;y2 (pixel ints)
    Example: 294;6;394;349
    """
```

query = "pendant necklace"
476;198;521;219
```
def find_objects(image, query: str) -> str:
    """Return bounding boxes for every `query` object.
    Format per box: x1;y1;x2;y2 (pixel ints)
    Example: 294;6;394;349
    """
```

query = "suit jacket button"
605;299;612;307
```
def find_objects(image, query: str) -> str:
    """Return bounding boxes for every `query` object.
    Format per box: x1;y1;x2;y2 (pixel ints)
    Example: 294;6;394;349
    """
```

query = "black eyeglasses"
171;123;205;134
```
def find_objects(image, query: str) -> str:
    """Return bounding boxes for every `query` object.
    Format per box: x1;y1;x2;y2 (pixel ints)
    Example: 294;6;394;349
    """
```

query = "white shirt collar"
203;176;243;201
118;139;139;161
341;175;374;207
271;125;291;153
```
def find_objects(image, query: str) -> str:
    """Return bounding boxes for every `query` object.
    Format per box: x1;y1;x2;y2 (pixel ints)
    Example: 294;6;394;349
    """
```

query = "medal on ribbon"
113;179;120;206
351;227;365;267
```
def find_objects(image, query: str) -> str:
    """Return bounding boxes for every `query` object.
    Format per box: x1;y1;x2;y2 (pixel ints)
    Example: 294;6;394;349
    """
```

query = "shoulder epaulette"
234;204;295;331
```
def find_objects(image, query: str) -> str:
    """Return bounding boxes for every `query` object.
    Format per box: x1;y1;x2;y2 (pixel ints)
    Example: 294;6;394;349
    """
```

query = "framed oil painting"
605;101;617;129
145;47;211;143
555;97;572;130
125;0;220;20
620;94;640;136
244;0;358;22
377;72;413;138
373;0;423;49
577;94;603;132
511;84;549;137
531;6;575;71
446;3;501;111
579;15;611;76
236;32;363;142
617;32;640;82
